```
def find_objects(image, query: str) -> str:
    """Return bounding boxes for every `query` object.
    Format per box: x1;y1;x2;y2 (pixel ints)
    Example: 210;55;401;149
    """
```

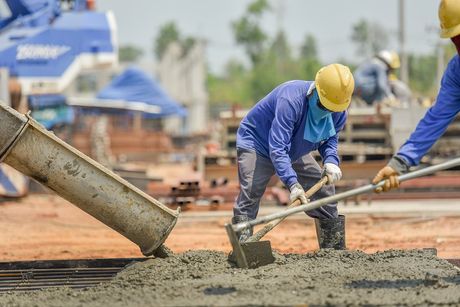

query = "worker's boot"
314;215;346;250
231;215;253;242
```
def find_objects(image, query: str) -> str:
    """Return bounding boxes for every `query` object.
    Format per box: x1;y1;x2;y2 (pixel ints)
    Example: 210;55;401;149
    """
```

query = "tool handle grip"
245;177;328;243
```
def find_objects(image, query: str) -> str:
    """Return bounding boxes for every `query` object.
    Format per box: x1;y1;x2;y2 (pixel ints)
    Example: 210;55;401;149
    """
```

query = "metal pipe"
233;157;460;232
0;103;179;256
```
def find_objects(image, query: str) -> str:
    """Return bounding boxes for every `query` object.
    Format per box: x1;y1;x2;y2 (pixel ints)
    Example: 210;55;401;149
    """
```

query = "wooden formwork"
339;112;391;147
219;109;247;154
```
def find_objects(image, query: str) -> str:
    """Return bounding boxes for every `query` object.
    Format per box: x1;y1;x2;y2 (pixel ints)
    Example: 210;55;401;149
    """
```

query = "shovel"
226;177;329;269
227;156;460;269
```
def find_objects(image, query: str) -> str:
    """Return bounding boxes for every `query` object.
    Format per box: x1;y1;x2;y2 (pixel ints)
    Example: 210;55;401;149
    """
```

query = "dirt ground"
1;195;460;261
2;249;460;306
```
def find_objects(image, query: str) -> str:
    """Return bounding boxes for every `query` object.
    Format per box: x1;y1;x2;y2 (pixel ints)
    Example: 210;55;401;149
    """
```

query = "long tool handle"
245;177;328;243
233;157;460;233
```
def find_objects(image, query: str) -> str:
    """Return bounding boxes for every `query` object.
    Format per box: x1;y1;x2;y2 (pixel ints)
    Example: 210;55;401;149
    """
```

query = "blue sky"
98;0;440;74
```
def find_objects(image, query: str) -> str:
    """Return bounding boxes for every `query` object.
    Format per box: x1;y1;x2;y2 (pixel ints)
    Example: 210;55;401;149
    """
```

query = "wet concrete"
2;249;460;306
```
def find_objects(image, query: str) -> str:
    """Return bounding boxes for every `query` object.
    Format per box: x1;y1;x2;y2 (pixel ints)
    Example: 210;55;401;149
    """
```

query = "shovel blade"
225;223;275;269
241;241;275;268
229;241;275;269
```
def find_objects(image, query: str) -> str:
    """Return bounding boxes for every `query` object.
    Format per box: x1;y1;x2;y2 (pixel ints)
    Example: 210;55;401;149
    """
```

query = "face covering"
451;34;460;55
303;89;336;143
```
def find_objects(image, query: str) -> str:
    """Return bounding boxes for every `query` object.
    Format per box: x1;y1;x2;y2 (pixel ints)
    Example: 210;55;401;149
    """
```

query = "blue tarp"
28;94;74;129
0;164;29;197
95;67;187;118
28;93;66;109
31;106;74;129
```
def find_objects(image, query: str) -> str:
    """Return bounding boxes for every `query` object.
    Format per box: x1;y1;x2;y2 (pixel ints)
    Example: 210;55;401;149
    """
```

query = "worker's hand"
382;94;399;107
289;183;308;204
372;166;400;193
322;163;342;185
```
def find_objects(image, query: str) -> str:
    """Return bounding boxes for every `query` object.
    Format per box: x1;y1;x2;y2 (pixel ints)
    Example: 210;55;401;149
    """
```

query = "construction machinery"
226;157;460;269
0;0;117;96
0;0;118;197
0;102;179;256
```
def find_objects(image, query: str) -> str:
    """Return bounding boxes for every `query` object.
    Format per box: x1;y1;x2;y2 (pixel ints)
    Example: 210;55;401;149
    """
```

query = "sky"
97;0;440;75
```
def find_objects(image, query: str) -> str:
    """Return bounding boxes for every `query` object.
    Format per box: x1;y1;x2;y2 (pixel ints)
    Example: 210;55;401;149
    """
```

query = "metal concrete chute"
0;102;179;256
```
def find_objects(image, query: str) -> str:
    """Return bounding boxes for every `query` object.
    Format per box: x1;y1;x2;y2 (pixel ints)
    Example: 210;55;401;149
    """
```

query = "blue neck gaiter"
304;90;336;143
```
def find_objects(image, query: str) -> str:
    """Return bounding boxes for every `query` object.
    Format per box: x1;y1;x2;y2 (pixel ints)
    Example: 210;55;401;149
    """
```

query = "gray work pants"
234;148;338;220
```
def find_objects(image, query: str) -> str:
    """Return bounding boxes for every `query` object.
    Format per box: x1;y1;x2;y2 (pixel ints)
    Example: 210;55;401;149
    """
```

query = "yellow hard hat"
377;50;400;69
439;0;460;38
390;51;400;69
315;64;354;113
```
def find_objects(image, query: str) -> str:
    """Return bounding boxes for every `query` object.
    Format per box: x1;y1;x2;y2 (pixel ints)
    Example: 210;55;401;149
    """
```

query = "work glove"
322;163;342;185
372;166;399;193
289;183;308;204
372;156;409;193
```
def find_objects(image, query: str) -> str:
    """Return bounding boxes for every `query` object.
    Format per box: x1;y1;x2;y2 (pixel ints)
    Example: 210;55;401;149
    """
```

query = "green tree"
153;22;197;60
210;3;328;108
208;59;252;107
408;52;437;95
154;22;180;60
298;34;321;81
351;19;389;57
232;0;270;65
181;37;197;57
300;34;318;60
118;45;143;63
250;52;282;101
270;30;291;62
250;49;306;102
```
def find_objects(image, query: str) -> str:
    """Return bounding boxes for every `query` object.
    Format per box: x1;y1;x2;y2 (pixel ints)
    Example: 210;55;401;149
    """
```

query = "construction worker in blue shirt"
373;0;460;192
233;63;355;249
353;50;400;106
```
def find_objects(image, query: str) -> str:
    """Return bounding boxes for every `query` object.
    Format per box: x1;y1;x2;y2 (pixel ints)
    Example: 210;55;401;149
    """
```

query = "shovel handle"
245;176;329;243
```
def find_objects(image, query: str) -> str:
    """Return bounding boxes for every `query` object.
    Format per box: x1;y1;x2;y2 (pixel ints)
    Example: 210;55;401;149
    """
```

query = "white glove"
289;183;308;204
382;93;398;107
322;163;342;184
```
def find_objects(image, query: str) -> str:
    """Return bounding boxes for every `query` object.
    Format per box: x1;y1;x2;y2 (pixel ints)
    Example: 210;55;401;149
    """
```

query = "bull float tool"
226;157;460;269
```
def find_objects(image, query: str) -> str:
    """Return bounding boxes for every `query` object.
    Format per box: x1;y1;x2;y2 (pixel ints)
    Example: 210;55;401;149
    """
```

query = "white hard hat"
377;50;393;67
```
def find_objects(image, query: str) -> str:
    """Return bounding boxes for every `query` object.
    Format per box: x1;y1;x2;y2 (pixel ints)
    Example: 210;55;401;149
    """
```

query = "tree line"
119;0;451;108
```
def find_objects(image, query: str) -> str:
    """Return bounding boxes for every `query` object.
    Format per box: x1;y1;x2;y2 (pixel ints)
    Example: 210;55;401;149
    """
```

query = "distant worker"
353;50;403;106
372;0;460;192
232;64;355;250
389;72;413;107
387;53;413;107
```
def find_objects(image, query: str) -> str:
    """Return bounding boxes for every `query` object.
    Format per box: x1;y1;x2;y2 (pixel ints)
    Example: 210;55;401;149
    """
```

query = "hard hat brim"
440;23;460;38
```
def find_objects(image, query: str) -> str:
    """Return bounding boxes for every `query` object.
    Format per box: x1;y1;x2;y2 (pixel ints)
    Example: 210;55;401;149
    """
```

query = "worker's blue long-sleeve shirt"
397;55;460;166
354;59;392;105
237;80;347;188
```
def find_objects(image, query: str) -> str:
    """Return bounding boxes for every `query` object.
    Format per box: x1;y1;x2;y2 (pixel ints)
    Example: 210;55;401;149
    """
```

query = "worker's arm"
318;112;347;165
373;56;460;192
395;58;460;169
268;98;299;188
375;65;393;100
318;134;339;165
